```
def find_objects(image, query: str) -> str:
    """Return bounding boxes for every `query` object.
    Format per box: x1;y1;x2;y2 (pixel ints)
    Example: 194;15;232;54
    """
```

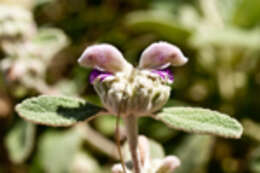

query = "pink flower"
78;42;187;85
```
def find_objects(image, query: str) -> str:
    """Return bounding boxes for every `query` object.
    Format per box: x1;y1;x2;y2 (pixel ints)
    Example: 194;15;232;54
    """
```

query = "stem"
124;115;141;173
116;114;127;173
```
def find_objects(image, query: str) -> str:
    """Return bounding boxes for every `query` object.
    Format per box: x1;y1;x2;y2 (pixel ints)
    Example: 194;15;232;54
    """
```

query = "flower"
78;42;188;116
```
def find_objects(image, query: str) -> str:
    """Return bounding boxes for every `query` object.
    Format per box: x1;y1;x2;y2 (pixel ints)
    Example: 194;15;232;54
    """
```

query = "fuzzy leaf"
156;107;243;138
15;95;104;127
38;128;83;173
5;121;36;163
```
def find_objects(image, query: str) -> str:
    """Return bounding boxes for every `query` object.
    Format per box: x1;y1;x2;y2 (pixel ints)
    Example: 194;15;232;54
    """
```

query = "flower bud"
78;44;133;73
139;42;188;69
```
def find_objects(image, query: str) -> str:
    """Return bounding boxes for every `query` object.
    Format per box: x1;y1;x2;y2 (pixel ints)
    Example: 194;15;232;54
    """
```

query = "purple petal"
89;69;113;84
152;67;174;83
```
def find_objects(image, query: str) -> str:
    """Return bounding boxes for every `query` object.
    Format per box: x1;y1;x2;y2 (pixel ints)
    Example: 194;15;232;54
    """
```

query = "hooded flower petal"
139;42;188;69
78;44;132;73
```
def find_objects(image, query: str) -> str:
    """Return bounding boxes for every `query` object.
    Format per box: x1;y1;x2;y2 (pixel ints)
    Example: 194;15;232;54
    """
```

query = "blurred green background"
0;0;260;172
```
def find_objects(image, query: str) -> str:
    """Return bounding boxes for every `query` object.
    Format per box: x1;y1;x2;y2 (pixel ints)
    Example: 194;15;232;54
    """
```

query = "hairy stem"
116;114;127;173
124;115;140;173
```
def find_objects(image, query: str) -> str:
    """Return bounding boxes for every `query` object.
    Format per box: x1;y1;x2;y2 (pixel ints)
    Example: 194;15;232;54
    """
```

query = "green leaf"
156;107;243;138
70;150;101;173
38;128;83;173
5;121;36;163
15;95;104;127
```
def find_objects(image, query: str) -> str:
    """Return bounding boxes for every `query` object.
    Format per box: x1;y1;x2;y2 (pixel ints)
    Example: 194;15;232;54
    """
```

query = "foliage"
157;107;242;138
16;95;103;126
5;121;35;163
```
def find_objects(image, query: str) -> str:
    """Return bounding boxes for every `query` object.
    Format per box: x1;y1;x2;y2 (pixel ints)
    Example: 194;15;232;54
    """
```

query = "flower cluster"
78;42;187;116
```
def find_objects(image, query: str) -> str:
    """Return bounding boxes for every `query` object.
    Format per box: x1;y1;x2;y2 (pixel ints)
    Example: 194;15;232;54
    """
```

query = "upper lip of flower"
138;41;188;69
78;41;188;83
78;43;133;74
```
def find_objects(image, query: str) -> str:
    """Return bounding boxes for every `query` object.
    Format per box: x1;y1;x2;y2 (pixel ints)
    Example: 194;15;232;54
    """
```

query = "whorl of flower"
78;42;187;116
